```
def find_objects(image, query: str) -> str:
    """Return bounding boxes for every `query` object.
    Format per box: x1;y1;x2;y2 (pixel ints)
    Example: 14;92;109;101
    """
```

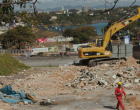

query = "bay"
57;21;108;35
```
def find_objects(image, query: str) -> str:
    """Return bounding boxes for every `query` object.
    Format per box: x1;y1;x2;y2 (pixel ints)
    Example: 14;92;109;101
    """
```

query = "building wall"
83;5;89;13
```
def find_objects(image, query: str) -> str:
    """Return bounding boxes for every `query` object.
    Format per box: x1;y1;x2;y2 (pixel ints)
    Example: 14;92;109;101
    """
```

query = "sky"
34;0;140;9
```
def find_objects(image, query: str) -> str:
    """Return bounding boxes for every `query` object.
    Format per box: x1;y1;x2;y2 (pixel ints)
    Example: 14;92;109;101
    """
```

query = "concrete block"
115;79;120;83
98;80;106;85
81;78;86;81
119;50;125;53
126;49;133;53
112;46;118;50
105;82;108;85
118;54;126;57
126;53;133;57
135;79;139;83
126;45;133;49
24;101;28;105
72;81;80;85
111;54;118;58
125;67;132;71
119;45;125;49
112;75;116;79
47;99;51;103
124;83;132;88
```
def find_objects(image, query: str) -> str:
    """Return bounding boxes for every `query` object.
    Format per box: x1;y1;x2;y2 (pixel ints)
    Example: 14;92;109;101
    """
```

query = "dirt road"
14;56;80;67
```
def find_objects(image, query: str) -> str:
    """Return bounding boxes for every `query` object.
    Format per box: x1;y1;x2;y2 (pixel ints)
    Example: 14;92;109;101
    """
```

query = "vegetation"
0;0;39;26
63;26;97;43
38;11;94;26
0;26;36;49
0;54;30;75
33;5;140;27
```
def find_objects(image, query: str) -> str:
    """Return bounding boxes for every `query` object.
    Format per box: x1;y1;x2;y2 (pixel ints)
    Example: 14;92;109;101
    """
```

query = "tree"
0;26;36;49
73;38;80;44
79;33;89;43
63;26;97;43
73;26;97;38
0;0;39;26
63;28;74;37
100;0;136;15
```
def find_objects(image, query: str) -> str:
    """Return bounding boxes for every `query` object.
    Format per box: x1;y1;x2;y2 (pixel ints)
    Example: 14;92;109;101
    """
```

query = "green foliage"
73;38;80;44
79;33;89;42
0;26;36;49
101;27;105;33
62;28;74;37
0;54;30;75
40;9;94;26
63;26;97;43
0;1;40;26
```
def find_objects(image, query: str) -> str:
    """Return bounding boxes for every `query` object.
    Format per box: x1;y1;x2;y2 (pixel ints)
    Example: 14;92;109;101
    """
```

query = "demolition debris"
0;56;140;109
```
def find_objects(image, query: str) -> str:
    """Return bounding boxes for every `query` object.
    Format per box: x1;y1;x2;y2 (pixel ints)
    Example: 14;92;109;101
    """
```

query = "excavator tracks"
79;57;127;67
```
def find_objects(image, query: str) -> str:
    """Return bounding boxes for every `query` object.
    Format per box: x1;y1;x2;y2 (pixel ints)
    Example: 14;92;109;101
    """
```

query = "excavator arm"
103;7;140;49
78;7;140;60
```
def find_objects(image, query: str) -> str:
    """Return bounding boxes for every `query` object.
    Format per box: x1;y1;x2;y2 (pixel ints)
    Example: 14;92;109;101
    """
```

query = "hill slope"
32;28;61;38
0;54;30;75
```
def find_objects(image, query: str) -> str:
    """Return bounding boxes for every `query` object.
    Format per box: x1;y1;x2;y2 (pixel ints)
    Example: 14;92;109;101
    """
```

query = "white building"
49;16;57;21
62;6;64;11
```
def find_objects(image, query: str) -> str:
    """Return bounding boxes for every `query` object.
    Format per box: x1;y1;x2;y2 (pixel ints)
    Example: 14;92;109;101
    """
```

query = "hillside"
0;54;30;75
32;28;61;38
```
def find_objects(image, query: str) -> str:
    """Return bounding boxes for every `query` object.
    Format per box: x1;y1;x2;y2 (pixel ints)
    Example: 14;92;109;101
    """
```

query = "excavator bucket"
138;7;140;14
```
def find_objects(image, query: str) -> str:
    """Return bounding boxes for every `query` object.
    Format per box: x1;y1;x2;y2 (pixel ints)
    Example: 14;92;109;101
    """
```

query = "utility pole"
103;28;104;39
66;35;67;56
66;35;67;44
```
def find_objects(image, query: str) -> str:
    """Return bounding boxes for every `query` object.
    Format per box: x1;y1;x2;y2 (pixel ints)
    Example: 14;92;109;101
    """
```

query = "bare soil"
32;28;60;38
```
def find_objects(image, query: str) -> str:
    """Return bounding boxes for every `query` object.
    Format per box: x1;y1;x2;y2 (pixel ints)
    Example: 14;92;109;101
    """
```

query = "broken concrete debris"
0;56;139;109
68;57;140;90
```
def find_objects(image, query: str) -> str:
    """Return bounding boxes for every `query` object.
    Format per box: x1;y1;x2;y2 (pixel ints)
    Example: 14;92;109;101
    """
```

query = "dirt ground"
0;66;140;110
32;28;60;38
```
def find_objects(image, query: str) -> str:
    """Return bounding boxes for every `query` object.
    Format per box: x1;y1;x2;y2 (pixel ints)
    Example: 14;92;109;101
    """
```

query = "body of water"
57;22;108;35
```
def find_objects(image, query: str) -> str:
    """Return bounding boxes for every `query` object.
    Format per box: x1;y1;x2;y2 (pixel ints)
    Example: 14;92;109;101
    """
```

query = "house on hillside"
49;16;57;21
77;9;82;14
55;10;66;14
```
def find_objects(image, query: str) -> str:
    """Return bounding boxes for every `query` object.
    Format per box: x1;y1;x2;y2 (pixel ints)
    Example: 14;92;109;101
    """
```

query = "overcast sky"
34;0;140;9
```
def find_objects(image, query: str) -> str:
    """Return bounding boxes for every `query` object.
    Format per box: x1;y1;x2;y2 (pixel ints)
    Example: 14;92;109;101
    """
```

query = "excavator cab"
106;40;112;52
96;38;112;52
96;39;103;47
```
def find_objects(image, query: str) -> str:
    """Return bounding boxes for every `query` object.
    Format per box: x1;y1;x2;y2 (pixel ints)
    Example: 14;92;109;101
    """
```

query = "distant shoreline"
52;20;109;27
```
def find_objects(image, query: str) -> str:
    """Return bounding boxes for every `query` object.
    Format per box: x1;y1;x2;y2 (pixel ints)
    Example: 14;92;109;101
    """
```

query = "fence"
0;27;8;31
0;49;26;55
1;45;140;58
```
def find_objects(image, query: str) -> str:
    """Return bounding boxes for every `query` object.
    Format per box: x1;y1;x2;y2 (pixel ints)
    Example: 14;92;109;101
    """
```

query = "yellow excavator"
78;7;140;66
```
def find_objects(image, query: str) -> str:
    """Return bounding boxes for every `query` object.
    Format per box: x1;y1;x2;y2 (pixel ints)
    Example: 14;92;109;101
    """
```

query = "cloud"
14;0;140;10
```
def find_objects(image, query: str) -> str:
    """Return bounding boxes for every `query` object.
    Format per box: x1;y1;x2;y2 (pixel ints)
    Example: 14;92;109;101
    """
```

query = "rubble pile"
70;57;140;90
1;66;84;97
0;57;139;98
0;56;140;109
